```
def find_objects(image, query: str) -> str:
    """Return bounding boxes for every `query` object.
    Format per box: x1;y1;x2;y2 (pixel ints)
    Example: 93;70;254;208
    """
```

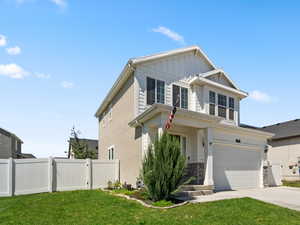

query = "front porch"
129;104;220;187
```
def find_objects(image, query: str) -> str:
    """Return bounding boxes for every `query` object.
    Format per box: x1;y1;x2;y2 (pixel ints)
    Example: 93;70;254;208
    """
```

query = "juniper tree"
69;127;97;159
141;132;186;201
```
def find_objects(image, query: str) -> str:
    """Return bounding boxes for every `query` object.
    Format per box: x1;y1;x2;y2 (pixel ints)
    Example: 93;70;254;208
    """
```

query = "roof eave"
189;77;248;99
95;62;134;117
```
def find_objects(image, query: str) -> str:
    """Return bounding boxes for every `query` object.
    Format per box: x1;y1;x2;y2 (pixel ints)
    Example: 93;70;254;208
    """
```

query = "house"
95;46;273;191
0;127;35;159
68;138;98;159
260;119;300;181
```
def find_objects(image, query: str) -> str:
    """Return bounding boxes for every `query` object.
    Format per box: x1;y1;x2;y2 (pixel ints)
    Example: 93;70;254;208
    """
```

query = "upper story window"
209;91;216;115
146;77;165;105
229;97;234;120
218;94;227;118
172;85;188;109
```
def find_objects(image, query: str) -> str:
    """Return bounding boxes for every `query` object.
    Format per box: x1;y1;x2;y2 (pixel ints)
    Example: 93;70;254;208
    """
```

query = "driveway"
191;186;300;211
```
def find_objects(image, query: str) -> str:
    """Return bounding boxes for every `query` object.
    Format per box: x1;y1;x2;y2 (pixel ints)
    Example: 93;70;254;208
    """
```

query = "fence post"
115;160;120;182
8;158;14;196
48;157;53;192
86;158;92;190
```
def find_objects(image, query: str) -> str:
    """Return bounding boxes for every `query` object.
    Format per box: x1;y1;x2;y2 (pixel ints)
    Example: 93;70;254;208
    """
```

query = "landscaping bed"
108;188;186;208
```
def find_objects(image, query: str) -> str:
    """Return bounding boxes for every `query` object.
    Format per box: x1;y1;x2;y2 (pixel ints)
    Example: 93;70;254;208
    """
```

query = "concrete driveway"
191;186;300;211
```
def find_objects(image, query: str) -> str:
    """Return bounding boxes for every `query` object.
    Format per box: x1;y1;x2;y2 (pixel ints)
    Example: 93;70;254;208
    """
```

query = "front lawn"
0;190;300;225
283;180;300;188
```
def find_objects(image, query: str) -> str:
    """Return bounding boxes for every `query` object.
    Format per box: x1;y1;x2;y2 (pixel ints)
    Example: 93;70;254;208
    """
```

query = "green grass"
152;200;174;207
0;190;300;225
283;180;300;188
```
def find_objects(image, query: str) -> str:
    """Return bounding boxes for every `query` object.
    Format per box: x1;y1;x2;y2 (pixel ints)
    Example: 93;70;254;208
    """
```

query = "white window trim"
108;145;115;160
146;77;166;106
171;84;189;109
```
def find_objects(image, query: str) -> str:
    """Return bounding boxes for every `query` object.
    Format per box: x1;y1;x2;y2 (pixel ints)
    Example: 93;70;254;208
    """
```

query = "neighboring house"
0;127;35;159
95;46;273;190
68;138;99;159
260;119;300;181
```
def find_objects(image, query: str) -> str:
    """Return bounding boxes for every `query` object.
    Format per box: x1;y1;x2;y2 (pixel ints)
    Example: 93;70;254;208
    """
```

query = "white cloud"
61;81;74;88
0;35;7;47
0;63;29;79
6;46;21;55
51;0;67;8
249;90;275;103
152;26;185;44
35;73;51;79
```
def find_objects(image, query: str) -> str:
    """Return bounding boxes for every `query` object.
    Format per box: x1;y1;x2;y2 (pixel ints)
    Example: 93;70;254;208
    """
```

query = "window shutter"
146;77;155;105
172;85;180;107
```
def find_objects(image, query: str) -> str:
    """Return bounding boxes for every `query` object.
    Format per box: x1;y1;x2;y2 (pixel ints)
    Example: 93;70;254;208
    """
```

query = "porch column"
204;127;214;186
157;126;164;138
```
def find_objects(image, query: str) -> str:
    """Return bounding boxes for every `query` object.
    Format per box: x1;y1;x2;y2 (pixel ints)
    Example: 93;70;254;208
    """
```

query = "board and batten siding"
134;52;213;115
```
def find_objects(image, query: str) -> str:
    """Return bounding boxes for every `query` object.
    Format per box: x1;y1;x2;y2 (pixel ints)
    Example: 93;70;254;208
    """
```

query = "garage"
213;145;262;191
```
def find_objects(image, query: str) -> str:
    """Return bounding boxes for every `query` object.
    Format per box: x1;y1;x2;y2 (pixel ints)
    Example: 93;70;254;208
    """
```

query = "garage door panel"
213;146;261;190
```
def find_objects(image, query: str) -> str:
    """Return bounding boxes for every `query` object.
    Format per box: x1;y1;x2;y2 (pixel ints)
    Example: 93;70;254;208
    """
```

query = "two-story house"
0;127;23;158
95;46;273;191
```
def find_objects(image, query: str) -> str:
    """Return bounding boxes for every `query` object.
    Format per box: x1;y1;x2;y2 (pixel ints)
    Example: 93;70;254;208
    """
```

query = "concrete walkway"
191;186;300;211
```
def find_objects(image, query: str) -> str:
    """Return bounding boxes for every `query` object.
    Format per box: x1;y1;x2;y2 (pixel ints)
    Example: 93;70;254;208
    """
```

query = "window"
218;94;227;118
229;97;234;120
108;146;114;160
146;77;165;105
181;87;188;109
172;85;188;109
209;91;216;115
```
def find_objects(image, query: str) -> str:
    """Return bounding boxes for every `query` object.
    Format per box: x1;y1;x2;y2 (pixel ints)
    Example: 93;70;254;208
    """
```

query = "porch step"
180;185;213;192
174;190;213;200
174;185;214;200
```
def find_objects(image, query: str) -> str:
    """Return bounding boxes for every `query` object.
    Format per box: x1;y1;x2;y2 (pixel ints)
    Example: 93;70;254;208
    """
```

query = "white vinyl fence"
0;158;119;197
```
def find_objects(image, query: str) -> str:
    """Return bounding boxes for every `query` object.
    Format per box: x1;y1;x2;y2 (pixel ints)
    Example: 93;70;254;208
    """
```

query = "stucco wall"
0;133;12;159
98;76;141;185
268;137;300;180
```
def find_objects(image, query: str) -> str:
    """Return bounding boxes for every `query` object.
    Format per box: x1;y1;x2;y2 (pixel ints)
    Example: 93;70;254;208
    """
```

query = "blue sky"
0;0;299;157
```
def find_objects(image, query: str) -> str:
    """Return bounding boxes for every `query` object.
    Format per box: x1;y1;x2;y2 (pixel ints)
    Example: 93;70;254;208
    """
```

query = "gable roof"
0;127;23;143
200;69;239;90
95;46;218;117
260;119;300;140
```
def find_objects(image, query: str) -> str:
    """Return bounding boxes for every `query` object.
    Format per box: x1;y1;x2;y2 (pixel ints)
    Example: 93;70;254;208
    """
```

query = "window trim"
229;97;235;120
172;84;189;109
108;145;115;160
218;94;227;119
209;91;216;116
146;77;165;105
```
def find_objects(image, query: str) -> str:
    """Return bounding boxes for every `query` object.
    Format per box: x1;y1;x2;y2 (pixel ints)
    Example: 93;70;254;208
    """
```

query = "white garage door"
213;146;261;191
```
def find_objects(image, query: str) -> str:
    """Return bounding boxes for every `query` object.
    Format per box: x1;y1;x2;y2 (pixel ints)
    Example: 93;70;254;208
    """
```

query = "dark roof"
260;119;300;140
240;123;261;130
0;127;23;143
18;153;36;159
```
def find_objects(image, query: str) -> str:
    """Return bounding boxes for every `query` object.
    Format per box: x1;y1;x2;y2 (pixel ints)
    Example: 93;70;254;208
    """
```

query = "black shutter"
172;85;180;107
147;77;155;105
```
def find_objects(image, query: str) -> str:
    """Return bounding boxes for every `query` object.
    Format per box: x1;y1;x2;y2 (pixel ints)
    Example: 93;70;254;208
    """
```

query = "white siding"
135;52;212;114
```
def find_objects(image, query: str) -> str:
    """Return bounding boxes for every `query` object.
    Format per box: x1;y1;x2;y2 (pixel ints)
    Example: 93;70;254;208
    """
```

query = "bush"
141;132;186;202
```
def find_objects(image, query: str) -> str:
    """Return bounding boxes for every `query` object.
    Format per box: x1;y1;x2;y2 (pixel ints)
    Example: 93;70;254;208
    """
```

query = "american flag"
165;94;180;130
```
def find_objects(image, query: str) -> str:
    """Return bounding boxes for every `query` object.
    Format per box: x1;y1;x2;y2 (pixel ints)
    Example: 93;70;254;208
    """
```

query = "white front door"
213;146;261;190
